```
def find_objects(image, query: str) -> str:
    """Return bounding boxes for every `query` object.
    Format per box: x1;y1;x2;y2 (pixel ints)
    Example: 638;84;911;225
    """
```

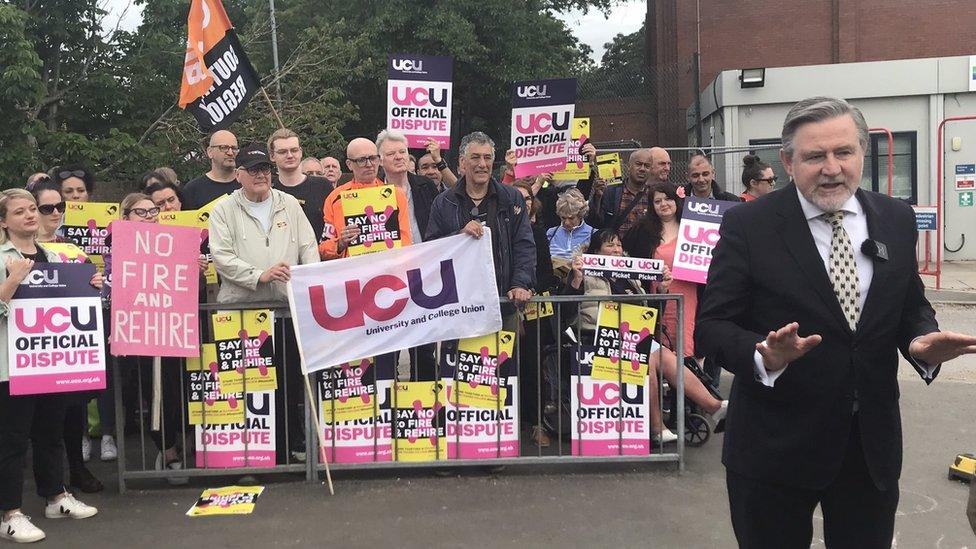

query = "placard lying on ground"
7;263;106;395
186;486;265;517
580;254;664;282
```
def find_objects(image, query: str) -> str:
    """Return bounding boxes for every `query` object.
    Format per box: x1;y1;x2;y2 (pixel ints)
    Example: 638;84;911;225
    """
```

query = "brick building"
647;0;976;146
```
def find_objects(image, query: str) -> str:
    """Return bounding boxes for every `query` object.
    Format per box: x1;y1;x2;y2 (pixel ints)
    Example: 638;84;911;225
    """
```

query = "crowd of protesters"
0;125;769;543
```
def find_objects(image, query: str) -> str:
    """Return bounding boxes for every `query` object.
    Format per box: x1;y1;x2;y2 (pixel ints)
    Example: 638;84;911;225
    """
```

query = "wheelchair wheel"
684;413;711;447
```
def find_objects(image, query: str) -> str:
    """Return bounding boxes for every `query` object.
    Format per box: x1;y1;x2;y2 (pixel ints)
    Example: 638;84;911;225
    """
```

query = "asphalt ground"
11;303;976;548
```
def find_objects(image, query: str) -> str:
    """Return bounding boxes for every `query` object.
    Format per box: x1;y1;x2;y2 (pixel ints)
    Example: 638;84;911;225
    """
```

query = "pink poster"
110;221;201;357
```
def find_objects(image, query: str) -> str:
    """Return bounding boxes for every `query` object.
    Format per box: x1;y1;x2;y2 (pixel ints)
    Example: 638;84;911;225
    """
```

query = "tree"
578;21;647;100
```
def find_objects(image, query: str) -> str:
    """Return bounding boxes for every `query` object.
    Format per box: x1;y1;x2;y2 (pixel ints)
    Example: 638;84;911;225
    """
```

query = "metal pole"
693;52;703;148
268;0;282;104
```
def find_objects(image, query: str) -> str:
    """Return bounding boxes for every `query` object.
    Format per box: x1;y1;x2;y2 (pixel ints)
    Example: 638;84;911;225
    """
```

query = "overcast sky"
101;0;644;64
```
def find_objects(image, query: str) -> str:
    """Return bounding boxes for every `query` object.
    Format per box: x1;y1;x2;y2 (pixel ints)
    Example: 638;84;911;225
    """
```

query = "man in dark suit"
696;96;976;548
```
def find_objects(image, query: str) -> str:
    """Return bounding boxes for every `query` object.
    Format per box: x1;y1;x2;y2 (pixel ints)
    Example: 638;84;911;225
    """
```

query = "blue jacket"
425;177;536;294
546;222;593;260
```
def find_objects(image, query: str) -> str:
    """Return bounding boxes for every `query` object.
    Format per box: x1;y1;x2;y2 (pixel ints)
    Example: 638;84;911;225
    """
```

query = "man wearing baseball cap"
208;142;320;462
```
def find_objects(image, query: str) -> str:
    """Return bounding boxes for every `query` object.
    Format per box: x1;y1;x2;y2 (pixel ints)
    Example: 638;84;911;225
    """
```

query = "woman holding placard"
28;181;108;494
0;189;100;543
566;229;726;444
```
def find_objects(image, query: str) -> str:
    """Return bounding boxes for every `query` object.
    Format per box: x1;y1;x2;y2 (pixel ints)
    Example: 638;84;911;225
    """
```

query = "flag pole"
302;375;335;495
260;87;286;129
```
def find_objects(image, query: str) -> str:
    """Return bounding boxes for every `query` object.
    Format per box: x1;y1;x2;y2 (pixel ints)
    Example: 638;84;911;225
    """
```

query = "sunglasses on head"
58;170;86;180
38;202;66;215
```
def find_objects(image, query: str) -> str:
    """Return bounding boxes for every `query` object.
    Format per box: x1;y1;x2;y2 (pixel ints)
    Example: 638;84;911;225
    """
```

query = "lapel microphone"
861;239;889;262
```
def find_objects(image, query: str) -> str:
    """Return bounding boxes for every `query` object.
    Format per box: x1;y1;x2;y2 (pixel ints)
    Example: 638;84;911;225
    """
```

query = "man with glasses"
182;130;242;210
683;152;741;202
426;131;536;324
209;143;319;463
269;128;333;243
318;137;412;260
588;147;662;238
300;158;326;178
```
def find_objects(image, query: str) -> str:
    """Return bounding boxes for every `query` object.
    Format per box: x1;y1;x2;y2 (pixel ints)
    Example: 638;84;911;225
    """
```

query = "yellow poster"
212;310;277;393
591;302;657;386
62;202;117;265
523;292;554;321
159;207;217;284
553;117;591;181
393;382;446;462
186;486;265;517
43;242;89;263
319;357;379;423
450;331;514;409
187;344;245;425
597;153;624;185
342;185;403;257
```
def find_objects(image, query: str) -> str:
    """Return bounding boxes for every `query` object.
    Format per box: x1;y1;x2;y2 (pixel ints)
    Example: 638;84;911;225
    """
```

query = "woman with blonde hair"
546;188;593;260
0;189;101;543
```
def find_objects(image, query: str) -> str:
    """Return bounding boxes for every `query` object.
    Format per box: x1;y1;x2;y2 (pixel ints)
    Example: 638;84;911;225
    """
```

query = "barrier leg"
113;356;127;494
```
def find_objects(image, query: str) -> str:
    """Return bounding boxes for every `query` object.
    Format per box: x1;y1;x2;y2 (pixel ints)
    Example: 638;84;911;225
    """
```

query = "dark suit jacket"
695;183;938;491
381;172;439;239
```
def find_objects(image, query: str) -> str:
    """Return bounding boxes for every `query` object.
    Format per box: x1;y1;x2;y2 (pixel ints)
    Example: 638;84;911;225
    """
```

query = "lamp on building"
739;68;766;89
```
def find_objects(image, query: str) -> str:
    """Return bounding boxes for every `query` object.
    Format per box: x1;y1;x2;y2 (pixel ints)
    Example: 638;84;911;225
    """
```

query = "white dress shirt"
754;188;934;387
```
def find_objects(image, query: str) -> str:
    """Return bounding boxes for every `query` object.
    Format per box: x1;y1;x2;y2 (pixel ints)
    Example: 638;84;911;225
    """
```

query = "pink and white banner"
571;345;652;456
8;263;106;395
110;221;201;357
672;197;740;284
387;53;453;149
287;230;502;374
195;391;276;468
510;77;577;178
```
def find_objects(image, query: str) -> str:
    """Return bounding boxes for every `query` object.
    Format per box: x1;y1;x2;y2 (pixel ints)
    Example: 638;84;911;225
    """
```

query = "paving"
12;300;976;548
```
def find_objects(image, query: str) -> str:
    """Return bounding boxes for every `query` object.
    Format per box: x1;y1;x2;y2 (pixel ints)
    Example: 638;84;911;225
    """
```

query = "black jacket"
381;172;439;239
586;181;631;230
682;180;741;203
695;184;938;491
425;177;536;294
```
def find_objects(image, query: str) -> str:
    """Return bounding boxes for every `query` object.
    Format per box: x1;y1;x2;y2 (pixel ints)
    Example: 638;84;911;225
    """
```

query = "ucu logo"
682;224;720;245
392;58;423;72
15;306;99;334
309;260;459;331
514;112;570;133
390;86;448;107
22;269;58;285
577;382;643;405
687;202;720;215
516;85;547;98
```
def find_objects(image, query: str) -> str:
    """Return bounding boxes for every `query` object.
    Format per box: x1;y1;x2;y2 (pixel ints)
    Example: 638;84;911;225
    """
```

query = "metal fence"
112;294;704;492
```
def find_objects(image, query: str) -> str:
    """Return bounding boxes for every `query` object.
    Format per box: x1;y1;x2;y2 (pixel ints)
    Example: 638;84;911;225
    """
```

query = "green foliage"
578;21;647;100
0;0;612;193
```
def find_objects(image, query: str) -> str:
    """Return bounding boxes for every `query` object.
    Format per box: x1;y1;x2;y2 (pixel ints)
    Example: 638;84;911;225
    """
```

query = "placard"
552;117;591;181
597;153;624;185
580;254;664;282
387;53;453;148
62;202;117;266
8;263;106;395
319;357;395;463
212;309;276;393
672;197;739;284
159;207;218;284
592;302;659;386
510;77;577;178
186;486;265;517
392;381;446;462
195;391;275;468
187;343;244;425
341;185;403;256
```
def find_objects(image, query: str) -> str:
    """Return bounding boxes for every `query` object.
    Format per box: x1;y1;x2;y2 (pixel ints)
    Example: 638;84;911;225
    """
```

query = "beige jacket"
209;189;319;305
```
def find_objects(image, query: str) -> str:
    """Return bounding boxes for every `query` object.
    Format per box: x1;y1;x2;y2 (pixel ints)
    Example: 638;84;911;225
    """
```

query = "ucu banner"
672;196;741;285
7;262;106;395
288;230;502;374
387;53;453;148
510;77;577;179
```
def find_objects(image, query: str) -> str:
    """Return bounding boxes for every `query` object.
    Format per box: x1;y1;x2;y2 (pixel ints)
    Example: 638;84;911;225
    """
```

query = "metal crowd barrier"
113;294;687;492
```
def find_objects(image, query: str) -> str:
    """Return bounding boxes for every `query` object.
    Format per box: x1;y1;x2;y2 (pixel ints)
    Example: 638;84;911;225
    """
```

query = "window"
860;132;917;204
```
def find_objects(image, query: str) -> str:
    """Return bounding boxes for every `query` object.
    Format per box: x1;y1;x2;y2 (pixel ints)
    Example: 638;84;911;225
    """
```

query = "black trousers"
727;419;898;549
0;383;67;511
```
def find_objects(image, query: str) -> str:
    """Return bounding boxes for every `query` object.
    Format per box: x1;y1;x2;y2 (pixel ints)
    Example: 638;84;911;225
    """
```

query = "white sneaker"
81;437;91;463
100;435;117;461
44;493;98;520
155;453;189;486
652;428;679;445
0;512;45;543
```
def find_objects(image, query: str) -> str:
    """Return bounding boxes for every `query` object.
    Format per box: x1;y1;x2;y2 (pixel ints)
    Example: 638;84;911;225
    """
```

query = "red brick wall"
652;0;976;144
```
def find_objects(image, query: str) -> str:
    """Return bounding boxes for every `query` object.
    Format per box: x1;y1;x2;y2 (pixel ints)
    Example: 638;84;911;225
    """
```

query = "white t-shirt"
243;194;274;233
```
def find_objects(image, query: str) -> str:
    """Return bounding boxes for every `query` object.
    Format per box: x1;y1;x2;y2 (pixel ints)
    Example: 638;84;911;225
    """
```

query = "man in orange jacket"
319;137;412;260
